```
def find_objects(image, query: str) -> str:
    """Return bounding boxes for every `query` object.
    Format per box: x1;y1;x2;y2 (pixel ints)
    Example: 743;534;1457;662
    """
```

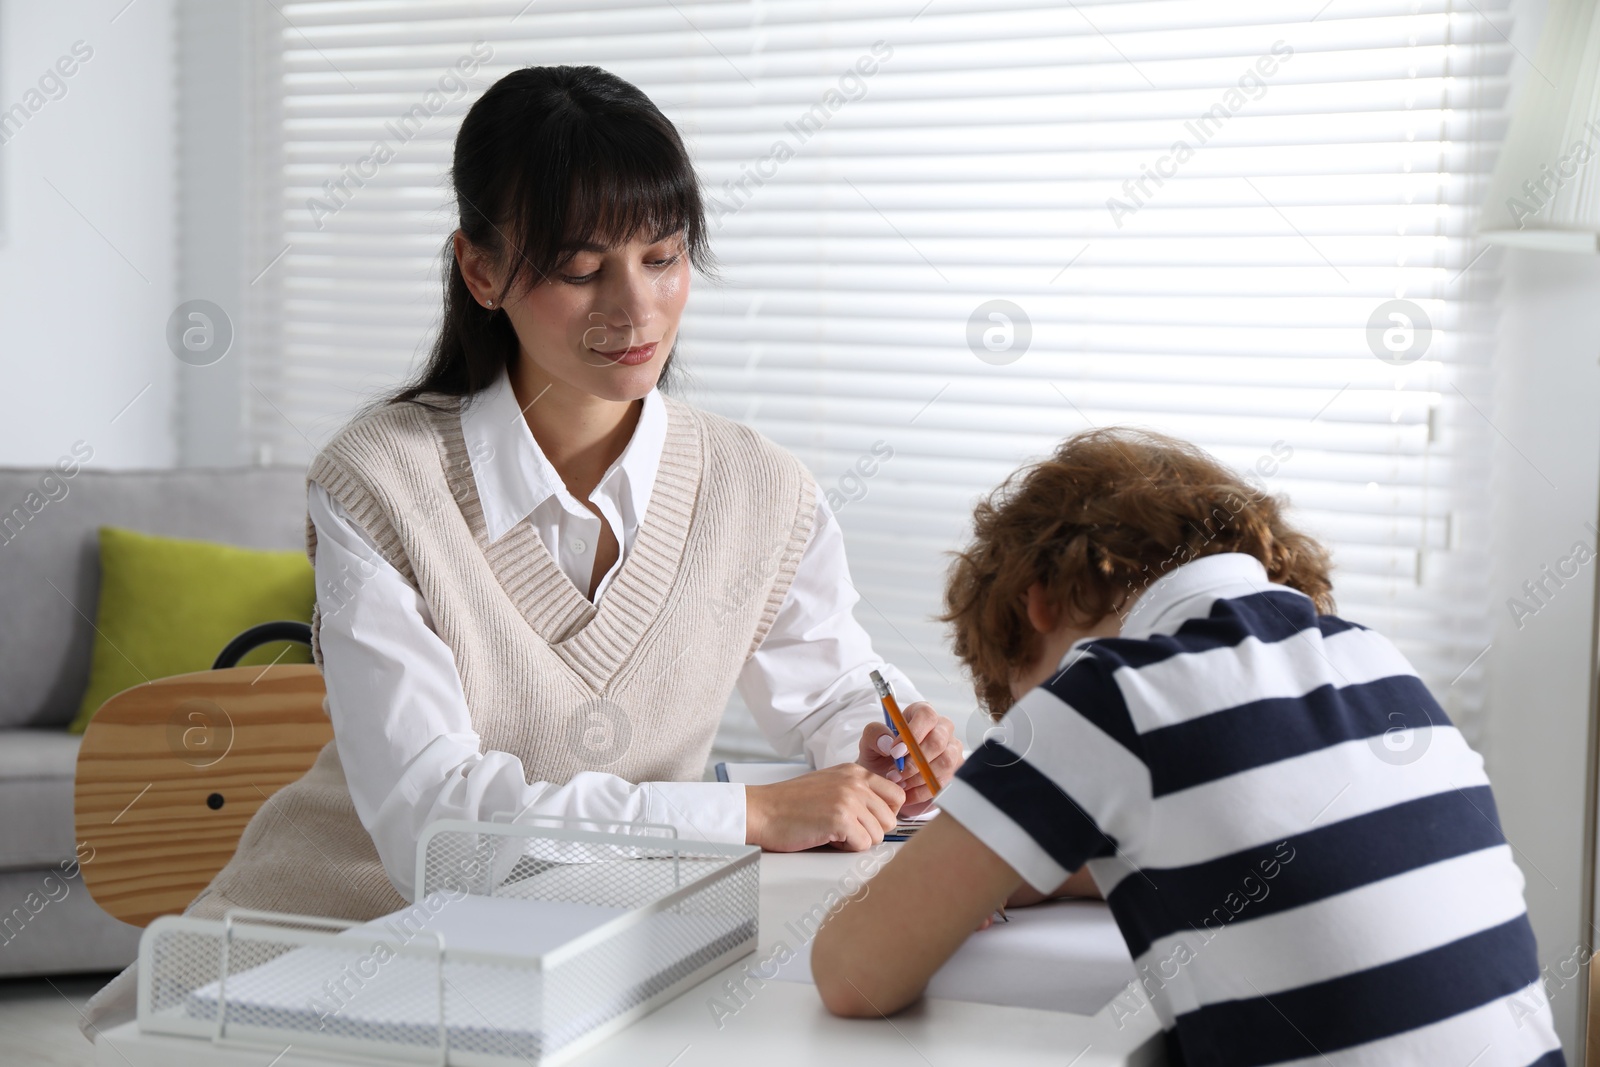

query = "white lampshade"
1478;0;1600;252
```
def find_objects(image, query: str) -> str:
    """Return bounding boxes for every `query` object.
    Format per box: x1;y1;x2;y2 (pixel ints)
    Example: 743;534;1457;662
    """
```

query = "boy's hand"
745;764;905;852
857;702;963;817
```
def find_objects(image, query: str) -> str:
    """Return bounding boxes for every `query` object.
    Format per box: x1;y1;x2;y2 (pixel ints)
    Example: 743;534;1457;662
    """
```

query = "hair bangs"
496;105;712;298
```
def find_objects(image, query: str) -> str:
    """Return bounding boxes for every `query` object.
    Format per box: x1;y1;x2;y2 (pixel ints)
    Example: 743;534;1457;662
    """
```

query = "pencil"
869;669;941;798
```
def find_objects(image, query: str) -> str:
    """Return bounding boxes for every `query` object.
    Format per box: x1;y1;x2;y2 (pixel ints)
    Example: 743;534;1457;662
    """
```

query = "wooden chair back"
72;664;331;926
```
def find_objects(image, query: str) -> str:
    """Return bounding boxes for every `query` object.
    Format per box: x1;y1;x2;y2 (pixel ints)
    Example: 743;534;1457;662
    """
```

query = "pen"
880;678;906;773
870;669;940;798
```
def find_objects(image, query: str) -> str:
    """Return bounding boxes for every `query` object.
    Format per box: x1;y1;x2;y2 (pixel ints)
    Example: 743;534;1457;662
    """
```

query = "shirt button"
572;538;588;554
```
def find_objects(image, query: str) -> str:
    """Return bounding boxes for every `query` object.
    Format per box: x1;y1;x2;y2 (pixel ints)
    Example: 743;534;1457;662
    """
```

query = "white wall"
1485;245;1600;1056
0;0;175;470
174;0;248;468
1478;1;1600;1057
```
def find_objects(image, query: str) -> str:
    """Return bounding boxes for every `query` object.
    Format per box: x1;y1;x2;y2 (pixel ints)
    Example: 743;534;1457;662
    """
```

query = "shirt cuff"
935;777;1072;895
643;781;747;845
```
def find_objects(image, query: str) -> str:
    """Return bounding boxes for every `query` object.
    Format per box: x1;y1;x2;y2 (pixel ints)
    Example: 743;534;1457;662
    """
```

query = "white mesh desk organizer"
136;819;760;1065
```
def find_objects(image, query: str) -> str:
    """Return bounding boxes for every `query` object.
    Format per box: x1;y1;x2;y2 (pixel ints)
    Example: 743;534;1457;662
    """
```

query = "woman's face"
460;226;691;403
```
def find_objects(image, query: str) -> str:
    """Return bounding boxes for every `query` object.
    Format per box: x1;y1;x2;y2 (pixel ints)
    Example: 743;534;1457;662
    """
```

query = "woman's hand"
857;702;963;817
745;764;905;852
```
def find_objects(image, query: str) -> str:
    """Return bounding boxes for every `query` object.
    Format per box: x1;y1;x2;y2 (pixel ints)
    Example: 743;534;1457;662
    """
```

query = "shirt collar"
460;364;666;544
1116;552;1287;640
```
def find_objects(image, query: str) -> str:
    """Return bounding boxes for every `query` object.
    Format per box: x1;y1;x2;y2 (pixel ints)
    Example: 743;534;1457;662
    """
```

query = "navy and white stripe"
937;553;1564;1067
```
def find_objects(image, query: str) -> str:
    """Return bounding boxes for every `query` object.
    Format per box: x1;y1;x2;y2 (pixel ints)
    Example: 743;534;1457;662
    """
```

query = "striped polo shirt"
936;552;1564;1067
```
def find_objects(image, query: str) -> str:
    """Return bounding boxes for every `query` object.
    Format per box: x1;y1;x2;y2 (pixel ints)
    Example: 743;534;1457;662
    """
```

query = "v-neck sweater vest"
191;391;816;921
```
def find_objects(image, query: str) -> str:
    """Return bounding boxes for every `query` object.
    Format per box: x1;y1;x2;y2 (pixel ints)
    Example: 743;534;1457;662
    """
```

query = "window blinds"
245;0;1510;754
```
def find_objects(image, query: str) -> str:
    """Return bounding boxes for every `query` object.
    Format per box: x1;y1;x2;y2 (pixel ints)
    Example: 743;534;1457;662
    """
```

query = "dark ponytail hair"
385;65;718;413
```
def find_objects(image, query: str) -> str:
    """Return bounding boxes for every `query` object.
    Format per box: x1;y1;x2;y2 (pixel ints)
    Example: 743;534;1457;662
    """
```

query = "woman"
81;64;961;1034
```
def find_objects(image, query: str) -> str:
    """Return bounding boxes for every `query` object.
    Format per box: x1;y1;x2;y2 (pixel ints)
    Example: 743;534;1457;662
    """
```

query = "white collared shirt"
308;368;922;899
464;368;667;600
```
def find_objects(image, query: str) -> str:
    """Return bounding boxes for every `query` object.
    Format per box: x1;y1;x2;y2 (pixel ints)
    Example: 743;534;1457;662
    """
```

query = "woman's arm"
308;483;747;898
736;497;963;808
735;499;920;768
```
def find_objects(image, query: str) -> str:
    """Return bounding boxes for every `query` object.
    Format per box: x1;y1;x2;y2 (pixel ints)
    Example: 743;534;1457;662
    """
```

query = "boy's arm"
813;656;1142;1015
812;813;1035;1017
1007;865;1099;907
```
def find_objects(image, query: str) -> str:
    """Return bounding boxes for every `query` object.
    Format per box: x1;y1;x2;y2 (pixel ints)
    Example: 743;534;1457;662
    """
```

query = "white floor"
0;974;117;1067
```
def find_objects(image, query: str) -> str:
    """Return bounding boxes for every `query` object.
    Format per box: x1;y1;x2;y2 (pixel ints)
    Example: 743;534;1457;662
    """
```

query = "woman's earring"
485;298;494;308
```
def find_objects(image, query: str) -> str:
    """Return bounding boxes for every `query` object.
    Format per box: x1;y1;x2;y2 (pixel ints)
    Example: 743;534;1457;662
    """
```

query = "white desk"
93;849;1165;1067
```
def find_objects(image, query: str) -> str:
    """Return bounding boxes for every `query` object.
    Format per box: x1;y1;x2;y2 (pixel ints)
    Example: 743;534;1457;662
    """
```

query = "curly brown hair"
939;427;1334;719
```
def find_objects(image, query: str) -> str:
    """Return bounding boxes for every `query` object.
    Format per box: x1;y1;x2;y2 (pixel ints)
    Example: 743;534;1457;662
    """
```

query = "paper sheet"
716;761;814;785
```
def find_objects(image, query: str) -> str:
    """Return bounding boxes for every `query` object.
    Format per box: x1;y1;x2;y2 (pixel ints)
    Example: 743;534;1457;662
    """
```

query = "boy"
811;428;1564;1066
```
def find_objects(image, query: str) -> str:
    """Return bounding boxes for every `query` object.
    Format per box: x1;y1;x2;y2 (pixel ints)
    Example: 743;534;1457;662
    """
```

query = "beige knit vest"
192;391;816;922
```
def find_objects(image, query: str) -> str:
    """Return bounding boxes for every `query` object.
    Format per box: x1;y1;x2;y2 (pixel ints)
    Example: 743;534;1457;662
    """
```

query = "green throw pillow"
68;525;315;734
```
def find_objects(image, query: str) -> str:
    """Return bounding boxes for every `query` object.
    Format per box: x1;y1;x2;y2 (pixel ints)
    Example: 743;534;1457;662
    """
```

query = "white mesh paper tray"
137;819;760;1066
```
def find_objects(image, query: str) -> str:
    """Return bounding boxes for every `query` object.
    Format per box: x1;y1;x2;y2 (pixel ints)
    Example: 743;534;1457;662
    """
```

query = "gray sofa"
0;465;309;977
